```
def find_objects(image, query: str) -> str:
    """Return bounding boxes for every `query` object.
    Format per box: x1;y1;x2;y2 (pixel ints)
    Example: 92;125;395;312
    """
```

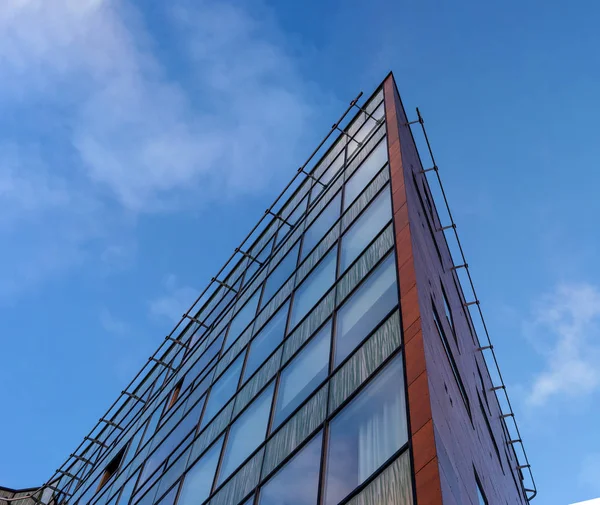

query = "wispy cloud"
524;283;600;406
99;308;131;337
149;274;197;323
0;0;317;299
579;453;600;497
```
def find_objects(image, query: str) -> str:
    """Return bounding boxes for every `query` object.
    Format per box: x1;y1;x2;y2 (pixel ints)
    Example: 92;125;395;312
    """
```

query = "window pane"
344;141;387;209
259;432;322;505
340;188;392;272
244;238;274;287
201;353;244;428
262;242;300;308
324;355;407;505
244;301;290;382
290;248;337;328
311;154;343;203
218;383;275;484
334;254;398;367
273;322;331;428
301;192;341;260
225;290;261;350
278;196;308;245
178;437;224;505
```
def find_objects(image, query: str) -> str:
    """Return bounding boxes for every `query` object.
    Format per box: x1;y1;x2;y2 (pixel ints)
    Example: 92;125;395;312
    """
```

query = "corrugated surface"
282;292;335;364
261;384;328;480
233;351;281;418
336;224;394;305
188;403;233;464
345;451;413;505
209;448;264;505
329;311;402;413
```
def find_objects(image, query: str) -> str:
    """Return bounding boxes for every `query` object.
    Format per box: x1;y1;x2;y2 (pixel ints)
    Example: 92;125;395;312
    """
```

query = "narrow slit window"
478;392;503;473
97;445;127;491
167;378;184;410
474;468;488;505
440;281;457;348
432;300;470;418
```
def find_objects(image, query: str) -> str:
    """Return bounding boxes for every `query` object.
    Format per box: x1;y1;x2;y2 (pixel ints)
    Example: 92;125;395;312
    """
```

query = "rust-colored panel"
404;331;426;385
412;420;437;473
384;71;528;505
384;73;441;505
399;285;421;333
414;457;444;505
399;259;417;297
407;371;432;435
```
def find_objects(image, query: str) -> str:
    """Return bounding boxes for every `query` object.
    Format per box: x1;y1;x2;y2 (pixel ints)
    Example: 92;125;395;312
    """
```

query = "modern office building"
1;73;535;505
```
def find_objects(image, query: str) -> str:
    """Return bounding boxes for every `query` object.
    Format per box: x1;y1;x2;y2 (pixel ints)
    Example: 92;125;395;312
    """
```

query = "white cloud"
99;308;130;336
525;283;600;406
0;0;317;298
149;274;197;323
579;453;600;498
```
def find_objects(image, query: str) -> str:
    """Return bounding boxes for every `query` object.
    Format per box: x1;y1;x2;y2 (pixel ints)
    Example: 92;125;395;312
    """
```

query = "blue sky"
0;0;598;503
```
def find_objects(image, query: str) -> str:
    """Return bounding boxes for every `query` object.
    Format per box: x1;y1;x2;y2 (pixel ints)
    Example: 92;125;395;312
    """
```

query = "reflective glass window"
186;332;223;388
344;141;388;209
259;432;322;505
311;154;343;203
262;241;301;308
243;301;290;382
273;322;331;428
290;248;337;328
225;290;261;350
139;399;204;486
201;353;244;428
340;188;392;272
323;355;407;505
178;437;224;505
218;383;275;484
300;192;341;260
245;237;275;286
346;104;384;158
277;196;308;245
334;253;398;366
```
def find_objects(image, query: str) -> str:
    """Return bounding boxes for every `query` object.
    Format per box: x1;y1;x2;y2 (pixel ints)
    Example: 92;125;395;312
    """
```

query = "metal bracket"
211;277;238;293
333;124;362;146
450;263;468;271
464;300;480;307
352;102;385;125
99;418;123;430
438;224;456;232
476;345;493;351
491;385;506;391
121;391;146;403
69;454;92;465
166;336;189;348
148;357;175;371
420;165;438;174
182;313;209;329
265;209;292;227
501;413;514;419
235;247;263;265
54;470;81;482
518;464;531;470
84;436;107;448
405;119;422;126
298;167;327;187
508;439;522;445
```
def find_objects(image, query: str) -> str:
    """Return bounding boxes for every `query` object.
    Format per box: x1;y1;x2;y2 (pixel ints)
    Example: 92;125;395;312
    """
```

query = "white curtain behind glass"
357;388;406;482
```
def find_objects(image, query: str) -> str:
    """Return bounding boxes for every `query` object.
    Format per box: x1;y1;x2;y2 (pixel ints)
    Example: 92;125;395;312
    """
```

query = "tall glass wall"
54;88;413;505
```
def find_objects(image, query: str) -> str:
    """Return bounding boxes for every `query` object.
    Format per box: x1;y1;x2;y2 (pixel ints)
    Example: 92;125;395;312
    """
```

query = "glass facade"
35;85;416;505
